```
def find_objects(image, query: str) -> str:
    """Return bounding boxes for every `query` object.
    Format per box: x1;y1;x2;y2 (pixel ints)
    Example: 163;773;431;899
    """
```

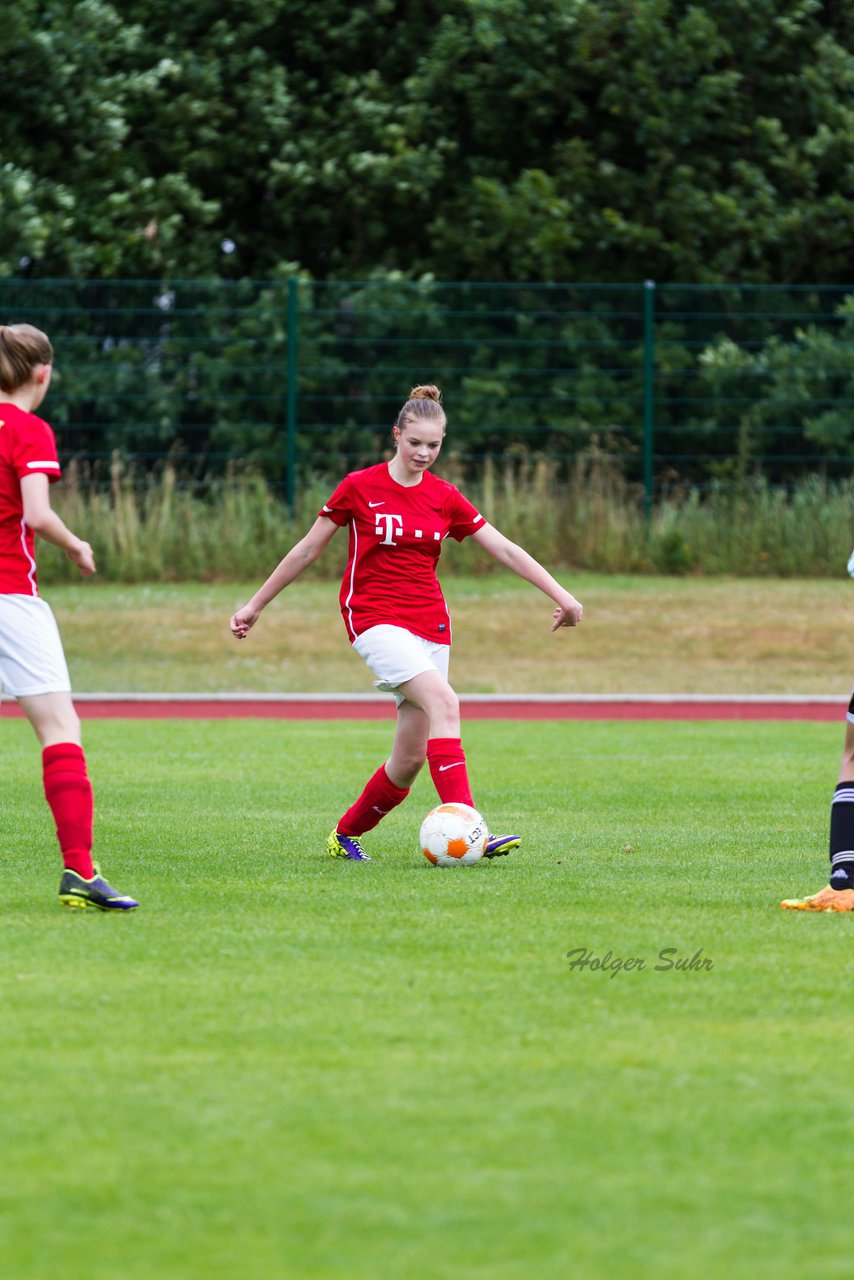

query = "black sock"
829;780;854;890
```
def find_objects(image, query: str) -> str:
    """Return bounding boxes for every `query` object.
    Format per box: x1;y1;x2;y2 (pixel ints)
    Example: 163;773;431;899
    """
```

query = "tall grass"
40;451;854;584
43;456;341;584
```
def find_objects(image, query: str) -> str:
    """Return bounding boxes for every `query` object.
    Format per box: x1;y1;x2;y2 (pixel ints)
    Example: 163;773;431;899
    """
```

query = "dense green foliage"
4;1;854;284
5;276;854;491
5;4;854;499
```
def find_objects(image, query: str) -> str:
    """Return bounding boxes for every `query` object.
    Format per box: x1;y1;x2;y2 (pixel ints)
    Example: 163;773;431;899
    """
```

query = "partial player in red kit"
230;384;583;861
0;324;137;909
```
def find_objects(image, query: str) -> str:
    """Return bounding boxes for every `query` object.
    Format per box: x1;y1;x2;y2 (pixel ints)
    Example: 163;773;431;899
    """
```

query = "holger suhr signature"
565;946;713;978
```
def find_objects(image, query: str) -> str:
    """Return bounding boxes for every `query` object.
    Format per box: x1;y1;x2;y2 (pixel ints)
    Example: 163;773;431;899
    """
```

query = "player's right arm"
230;515;339;638
20;472;96;574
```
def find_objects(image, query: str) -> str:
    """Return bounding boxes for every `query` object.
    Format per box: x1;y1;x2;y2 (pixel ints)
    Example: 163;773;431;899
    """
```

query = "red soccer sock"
426;737;475;807
337;764;410;837
42;743;95;879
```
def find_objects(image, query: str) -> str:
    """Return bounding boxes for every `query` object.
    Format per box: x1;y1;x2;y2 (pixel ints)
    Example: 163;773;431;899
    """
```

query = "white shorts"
352;624;450;705
0;594;71;696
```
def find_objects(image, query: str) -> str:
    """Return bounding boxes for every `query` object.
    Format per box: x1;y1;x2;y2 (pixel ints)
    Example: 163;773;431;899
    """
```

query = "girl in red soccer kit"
0;324;138;909
230;385;583;861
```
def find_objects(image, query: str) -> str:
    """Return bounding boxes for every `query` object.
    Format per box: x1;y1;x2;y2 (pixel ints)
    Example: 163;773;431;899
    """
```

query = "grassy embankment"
22;459;852;695
33;574;854;696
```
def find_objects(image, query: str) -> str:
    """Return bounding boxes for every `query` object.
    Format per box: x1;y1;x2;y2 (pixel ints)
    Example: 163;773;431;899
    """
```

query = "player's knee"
45;710;81;747
435;684;459;720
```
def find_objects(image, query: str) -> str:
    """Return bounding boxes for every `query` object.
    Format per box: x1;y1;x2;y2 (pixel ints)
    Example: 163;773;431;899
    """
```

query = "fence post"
642;279;656;519
286;277;298;512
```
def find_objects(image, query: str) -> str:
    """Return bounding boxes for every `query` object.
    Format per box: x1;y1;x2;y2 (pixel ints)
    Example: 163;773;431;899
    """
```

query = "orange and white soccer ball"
420;803;488;867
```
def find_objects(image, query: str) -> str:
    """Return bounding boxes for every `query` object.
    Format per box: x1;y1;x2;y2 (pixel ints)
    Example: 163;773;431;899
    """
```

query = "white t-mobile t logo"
375;513;404;545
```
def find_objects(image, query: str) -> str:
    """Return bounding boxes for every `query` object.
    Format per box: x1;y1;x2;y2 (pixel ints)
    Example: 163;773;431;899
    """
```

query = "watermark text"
565;946;713;978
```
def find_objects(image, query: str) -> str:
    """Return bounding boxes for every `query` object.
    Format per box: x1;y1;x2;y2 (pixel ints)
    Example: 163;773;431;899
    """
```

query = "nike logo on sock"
368;501;385;508
438;762;464;772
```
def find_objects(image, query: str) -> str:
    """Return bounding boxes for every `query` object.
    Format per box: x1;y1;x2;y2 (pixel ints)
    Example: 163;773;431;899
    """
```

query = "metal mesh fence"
2;278;853;503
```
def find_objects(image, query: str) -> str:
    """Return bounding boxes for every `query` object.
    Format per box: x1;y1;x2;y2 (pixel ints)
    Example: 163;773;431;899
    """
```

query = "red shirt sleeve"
11;414;62;484
318;474;353;528
445;484;484;542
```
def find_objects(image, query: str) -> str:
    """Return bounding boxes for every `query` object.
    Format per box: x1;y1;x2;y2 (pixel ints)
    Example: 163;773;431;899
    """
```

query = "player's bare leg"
17;690;81;747
395;671;519;857
385;698;430;789
327;700;431;861
396;668;461;739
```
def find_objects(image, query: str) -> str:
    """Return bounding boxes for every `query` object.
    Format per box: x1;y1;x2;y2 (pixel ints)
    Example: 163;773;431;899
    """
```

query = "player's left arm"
470;522;583;630
21;472;95;574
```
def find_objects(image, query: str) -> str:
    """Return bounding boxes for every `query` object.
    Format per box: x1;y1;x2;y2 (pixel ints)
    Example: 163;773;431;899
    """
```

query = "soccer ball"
420;803;488;867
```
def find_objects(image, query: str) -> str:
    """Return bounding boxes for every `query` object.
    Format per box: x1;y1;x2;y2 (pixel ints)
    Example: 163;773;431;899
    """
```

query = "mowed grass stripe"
0;719;851;1280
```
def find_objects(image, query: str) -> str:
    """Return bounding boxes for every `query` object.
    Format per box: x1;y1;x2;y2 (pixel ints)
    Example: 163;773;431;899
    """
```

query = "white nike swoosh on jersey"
438;762;464;772
368;500;385;508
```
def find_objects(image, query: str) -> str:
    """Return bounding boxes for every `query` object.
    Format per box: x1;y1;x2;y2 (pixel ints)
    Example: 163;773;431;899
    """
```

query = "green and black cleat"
59;867;139;912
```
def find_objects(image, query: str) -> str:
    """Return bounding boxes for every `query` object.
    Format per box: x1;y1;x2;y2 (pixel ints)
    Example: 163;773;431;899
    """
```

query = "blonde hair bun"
409;384;441;402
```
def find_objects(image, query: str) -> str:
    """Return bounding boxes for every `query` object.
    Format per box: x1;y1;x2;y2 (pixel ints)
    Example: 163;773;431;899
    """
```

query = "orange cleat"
780;885;854;913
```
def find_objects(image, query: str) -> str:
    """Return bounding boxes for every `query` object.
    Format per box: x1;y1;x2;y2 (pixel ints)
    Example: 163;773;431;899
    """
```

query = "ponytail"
0;323;53;392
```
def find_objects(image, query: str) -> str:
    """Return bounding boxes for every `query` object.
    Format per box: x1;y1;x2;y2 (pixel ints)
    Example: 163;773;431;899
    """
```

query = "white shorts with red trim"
0;594;71;696
352;624;450;705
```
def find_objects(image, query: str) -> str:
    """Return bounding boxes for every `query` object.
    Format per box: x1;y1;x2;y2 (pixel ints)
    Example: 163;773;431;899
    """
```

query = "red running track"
0;695;846;720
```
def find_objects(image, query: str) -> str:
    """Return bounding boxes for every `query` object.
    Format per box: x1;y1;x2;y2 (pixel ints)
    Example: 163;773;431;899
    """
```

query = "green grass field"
1;716;851;1280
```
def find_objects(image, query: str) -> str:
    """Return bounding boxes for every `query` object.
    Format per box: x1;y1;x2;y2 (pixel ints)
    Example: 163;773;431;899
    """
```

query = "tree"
4;1;854;285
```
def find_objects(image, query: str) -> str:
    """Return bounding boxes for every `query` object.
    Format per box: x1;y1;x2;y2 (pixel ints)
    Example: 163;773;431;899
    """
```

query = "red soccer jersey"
319;463;485;644
0;403;62;596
